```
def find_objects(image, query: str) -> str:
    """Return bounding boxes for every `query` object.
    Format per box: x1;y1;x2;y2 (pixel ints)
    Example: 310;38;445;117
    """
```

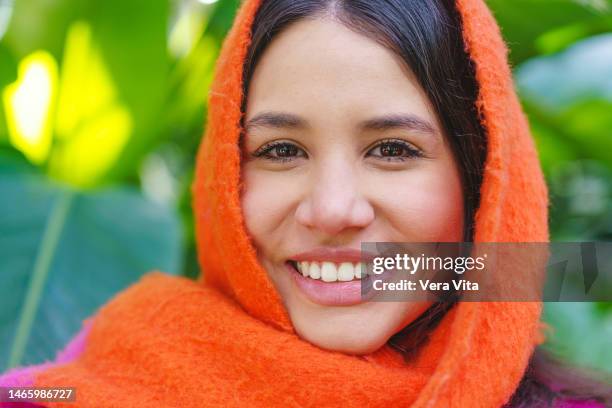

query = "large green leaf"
2;0;170;185
516;34;612;111
85;0;170;181
543;302;612;373
0;170;183;369
515;35;612;240
486;0;612;65
516;34;612;171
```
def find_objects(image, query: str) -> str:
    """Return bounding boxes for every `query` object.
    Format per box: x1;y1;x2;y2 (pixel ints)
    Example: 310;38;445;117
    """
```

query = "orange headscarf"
31;0;549;406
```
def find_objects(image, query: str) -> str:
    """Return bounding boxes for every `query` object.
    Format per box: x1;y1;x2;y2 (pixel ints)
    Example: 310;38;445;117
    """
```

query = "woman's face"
241;18;464;354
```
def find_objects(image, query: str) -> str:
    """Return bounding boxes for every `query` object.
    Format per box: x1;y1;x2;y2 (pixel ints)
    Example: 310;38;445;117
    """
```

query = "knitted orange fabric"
32;0;549;406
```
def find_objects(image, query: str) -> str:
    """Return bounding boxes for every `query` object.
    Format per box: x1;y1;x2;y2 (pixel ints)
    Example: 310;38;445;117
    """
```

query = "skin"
241;17;464;354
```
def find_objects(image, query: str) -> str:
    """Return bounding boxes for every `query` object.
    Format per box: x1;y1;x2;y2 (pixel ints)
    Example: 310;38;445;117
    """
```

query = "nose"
295;159;375;236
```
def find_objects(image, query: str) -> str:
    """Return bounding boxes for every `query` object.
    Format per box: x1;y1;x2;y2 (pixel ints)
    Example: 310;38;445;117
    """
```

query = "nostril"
295;192;374;236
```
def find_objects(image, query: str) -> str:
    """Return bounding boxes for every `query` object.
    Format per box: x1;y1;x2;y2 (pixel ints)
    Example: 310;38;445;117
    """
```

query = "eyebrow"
359;114;436;135
244;111;436;135
245;112;308;132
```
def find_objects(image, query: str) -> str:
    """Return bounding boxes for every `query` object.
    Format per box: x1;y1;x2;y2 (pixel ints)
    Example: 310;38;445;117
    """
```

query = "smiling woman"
0;0;610;407
240;13;468;353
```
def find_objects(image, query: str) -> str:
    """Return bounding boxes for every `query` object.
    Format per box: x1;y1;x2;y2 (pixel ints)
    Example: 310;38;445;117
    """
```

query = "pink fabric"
556;398;606;408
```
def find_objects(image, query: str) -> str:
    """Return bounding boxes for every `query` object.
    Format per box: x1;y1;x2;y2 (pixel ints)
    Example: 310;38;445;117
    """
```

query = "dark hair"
242;0;486;242
240;0;611;406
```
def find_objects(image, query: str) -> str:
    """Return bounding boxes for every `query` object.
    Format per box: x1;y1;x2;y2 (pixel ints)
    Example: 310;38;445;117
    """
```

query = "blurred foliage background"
0;0;610;376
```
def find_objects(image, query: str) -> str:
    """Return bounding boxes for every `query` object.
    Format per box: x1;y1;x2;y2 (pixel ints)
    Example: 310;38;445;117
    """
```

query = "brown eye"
274;143;298;157
367;139;422;161
380;142;404;157
252;141;306;162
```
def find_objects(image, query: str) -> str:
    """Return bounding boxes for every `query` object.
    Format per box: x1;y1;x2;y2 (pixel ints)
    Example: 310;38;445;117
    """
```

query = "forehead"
245;17;437;124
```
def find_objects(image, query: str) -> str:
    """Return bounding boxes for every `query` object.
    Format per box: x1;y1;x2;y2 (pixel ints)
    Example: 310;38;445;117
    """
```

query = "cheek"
241;166;302;249
369;162;464;241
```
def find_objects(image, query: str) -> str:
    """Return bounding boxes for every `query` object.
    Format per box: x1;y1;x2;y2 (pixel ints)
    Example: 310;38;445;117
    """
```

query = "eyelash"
367;139;423;161
252;141;307;163
251;139;423;163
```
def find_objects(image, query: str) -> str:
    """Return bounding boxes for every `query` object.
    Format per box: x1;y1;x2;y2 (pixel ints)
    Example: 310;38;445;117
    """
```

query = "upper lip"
289;247;376;263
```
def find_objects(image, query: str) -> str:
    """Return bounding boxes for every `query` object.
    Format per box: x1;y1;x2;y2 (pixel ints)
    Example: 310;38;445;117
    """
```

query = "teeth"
321;262;337;282
295;261;364;281
338;262;354;281
298;261;309;277
309;262;321;279
354;262;364;278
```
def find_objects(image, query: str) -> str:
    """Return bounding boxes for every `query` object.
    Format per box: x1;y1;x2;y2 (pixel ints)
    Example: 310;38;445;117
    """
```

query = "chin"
288;306;397;355
284;296;434;355
295;323;389;355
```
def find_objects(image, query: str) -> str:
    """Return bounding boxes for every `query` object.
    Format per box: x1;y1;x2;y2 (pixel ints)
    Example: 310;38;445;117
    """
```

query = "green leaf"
0;146;38;174
0;43;18;143
515;33;612;242
84;0;170;182
0;44;17;88
516;35;612;168
0;172;183;369
543;302;612;373
3;0;170;185
486;0;612;65
516;34;612;111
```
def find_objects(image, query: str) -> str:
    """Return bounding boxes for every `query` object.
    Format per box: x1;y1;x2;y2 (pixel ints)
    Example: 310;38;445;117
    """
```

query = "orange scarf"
32;0;549;406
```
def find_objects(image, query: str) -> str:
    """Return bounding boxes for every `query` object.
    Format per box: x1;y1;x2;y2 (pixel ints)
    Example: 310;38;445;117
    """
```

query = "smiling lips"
286;247;377;306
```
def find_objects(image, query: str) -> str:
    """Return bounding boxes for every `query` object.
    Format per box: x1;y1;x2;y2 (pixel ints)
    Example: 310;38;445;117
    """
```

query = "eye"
367;139;423;161
252;141;307;162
